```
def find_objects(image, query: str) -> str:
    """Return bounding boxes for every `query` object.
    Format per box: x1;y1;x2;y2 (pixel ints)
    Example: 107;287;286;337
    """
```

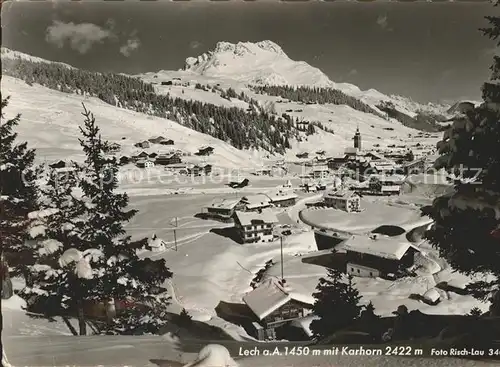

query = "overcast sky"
1;1;498;103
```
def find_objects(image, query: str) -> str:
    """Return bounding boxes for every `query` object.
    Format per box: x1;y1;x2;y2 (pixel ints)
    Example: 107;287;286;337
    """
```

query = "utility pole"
173;217;178;251
280;236;284;282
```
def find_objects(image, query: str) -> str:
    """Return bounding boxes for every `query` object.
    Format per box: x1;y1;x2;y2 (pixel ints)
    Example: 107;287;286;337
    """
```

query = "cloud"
376;15;393;31
46;20;116;54
120;31;141;57
189;41;202;50
347;69;358;77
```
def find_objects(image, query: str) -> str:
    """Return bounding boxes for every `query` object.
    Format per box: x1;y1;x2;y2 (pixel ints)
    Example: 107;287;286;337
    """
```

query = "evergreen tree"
0;97;40;281
422;13;500;312
21;104;173;336
310;267;362;339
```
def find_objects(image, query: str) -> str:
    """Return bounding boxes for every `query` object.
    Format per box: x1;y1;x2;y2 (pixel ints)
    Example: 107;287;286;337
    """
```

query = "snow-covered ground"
1;41;492;367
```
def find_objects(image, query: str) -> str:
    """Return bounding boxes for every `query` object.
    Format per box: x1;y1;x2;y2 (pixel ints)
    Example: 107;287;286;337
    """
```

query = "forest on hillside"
2;57;301;154
251;84;383;117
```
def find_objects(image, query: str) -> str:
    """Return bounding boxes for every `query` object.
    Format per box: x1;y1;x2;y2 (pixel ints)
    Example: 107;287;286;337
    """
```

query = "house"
254;168;273;176
311;166;329;179
132;151;149;161
159;139;175;146
296;152;309;159
119;156;130;166
187;164;212;176
203;198;242;222
108;143;121;152
134;141;150;149
164;163;188;173
161;81;173;86
342;234;421;278
233;209;278;243
148;152;158;159
136;159;155;168
367;160;398;175
240;194;272;212
368;175;404;195
195;146;214;156
402;158;426;175
323;190;361;212
266;190;298;208
155;153;182;166
327;157;348;170
148;136;165;144
243;277;313;340
344;147;360;157
296;121;310;131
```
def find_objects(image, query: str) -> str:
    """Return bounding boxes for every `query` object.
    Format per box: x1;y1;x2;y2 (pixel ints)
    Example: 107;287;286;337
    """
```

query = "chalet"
49;160;66;169
155;153;182;166
187;164;212;176
164;163;188;173
136;159;155;168
344;147;360;158
311;166;329;179
203;198;242;222
134;141;150;149
243;278;313;340
402;158;426;175
240;194;272;212
367;160;398;175
296;152;309;159
108;143;121;152
363;151;385;161
254;168;273;176
368;175;404;195
233;209;278;243
148;136;165;144
132;151;149;161
159;139;175;146
266;190;298;208
195;146;214;156
342;235;421;278
323;190;361;212
296;121;310;130
327;157;348;170
119;156;130;166
148;152;158;159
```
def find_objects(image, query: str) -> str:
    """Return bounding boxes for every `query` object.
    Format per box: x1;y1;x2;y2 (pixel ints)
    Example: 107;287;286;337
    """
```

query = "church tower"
353;126;362;150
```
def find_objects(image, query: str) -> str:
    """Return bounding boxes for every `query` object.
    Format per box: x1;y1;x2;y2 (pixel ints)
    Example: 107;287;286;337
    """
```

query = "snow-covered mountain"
182;40;451;116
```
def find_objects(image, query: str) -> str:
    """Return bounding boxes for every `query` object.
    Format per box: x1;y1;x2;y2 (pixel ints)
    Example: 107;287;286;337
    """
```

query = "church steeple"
354;126;362;150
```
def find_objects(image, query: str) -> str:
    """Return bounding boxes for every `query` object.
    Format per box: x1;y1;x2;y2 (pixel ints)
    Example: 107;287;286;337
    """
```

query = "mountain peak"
213;40;287;58
183;40;332;87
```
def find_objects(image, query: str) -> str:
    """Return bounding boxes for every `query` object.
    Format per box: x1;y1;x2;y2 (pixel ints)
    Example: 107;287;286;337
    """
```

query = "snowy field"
1;44;492;367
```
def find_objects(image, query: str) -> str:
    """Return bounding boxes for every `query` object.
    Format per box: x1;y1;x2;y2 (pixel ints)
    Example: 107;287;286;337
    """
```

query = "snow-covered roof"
266;190;298;202
342;235;420;261
243;277;311;320
344;147;359;155
324;189;359;200
234;209;278;226
423;288;441;303
208;198;241;210
312;166;329;172
241;194;271;209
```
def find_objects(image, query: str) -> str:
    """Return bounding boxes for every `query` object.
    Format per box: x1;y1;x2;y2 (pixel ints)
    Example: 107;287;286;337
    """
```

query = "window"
351;267;354;272
357;269;360;273
370;272;373;276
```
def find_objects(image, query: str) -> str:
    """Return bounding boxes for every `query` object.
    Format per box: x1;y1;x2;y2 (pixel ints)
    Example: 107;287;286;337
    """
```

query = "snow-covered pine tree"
19;165;82;317
422;13;500;314
310;267;362;339
0;97;40;282
70;104;172;335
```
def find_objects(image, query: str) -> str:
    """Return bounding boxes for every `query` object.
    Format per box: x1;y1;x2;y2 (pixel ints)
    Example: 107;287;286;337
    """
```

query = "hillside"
2;44;443;159
0;76;263;169
181;41;451;117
